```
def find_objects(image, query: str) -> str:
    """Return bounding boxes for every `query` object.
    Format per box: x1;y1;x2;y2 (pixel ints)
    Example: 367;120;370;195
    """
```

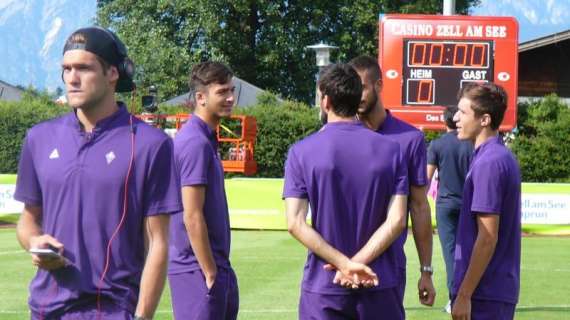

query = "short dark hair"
348;55;382;83
318;64;362;117
458;83;508;130
444;105;458;129
189;61;233;93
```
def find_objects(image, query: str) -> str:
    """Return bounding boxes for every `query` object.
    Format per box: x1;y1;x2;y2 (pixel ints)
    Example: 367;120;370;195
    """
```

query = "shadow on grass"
0;214;18;227
405;305;570;312
516;306;570;312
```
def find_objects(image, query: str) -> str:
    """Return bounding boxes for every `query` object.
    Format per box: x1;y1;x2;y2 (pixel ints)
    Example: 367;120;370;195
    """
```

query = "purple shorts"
396;267;406;303
299;287;404;320
452;297;516;320
169;267;239;320
31;299;132;320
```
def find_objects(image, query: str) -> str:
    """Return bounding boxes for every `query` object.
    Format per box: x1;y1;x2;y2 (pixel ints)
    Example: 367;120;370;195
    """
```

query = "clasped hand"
323;260;379;290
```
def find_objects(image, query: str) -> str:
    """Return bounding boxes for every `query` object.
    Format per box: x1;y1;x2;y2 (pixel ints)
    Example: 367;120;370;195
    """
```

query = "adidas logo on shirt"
49;149;59;159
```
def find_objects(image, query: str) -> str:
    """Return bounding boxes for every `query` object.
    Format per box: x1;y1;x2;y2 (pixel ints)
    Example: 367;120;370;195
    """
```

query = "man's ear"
480;113;492;128
109;65;120;82
195;90;207;107
376;78;383;92
321;94;331;113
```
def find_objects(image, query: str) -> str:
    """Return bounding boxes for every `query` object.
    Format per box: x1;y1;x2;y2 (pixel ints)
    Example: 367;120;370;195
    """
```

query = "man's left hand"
418;273;436;306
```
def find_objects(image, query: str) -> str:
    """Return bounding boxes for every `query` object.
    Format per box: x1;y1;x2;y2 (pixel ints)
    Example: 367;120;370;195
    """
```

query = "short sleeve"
394;145;409;195
143;138;183;216
470;161;504;215
282;147;308;199
176;137;213;187
427;139;439;166
14;132;42;206
408;133;428;186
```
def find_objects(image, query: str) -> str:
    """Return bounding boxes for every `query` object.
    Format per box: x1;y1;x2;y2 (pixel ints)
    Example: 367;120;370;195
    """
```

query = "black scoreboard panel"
402;39;494;106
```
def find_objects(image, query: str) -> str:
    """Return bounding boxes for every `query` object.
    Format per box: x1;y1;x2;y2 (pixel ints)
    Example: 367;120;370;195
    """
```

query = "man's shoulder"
27;112;74;138
290;130;321;153
383;115;424;141
132;117;172;144
31;111;74;129
476;144;518;172
173;124;212;150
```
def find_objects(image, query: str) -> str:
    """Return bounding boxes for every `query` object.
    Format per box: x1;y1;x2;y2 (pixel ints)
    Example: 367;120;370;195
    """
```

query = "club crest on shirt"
49;148;59;159
105;151;116;164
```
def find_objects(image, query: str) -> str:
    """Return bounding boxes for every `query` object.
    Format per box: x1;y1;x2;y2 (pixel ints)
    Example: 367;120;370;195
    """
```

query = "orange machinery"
137;113;257;175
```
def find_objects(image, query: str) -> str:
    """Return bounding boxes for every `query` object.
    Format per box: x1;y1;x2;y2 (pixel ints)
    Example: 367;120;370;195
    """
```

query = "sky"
471;0;570;42
2;0;570;91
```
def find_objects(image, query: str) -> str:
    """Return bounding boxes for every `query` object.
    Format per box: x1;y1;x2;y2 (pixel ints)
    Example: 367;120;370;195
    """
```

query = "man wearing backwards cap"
14;26;182;319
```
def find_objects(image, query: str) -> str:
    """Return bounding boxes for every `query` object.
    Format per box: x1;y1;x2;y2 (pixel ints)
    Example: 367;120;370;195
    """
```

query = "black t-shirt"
427;131;473;209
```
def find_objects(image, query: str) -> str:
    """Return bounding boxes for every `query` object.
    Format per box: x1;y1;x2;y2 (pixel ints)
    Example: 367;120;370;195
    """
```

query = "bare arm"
351;194;407;264
409;184;433;267
16;204;43;251
182;186;217;287
17;204;65;270
285;197;377;285
452;214;499;320
427;164;437;186
135;214;170;319
409;184;436;306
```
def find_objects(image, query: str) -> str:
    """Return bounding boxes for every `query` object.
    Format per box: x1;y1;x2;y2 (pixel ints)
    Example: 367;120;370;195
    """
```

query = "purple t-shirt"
283;121;409;294
452;136;521;304
14;103;182;316
168;115;232;274
376;111;428;270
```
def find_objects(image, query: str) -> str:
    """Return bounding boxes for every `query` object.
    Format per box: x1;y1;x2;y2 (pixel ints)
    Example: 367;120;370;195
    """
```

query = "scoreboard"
379;15;518;131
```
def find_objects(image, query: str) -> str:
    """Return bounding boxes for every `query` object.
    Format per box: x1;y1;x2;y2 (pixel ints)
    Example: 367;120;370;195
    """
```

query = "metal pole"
443;0;456;15
314;68;321;108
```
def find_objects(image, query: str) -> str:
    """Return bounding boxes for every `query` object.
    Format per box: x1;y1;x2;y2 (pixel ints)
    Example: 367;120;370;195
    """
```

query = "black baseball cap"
63;26;135;92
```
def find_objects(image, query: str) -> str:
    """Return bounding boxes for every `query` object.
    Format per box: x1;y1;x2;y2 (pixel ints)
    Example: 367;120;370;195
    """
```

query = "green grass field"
0;228;569;319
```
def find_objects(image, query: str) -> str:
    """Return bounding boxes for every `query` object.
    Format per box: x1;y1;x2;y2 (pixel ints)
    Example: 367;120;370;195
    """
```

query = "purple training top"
452;136;521;304
283;121;409;294
14;103;182;316
169;115;232;274
376;111;428;270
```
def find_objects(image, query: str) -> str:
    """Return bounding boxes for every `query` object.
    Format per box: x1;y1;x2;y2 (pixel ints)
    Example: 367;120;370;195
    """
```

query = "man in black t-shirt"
427;105;473;313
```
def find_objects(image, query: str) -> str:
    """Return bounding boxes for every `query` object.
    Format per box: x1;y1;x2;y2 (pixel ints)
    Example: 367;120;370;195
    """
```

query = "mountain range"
0;0;96;92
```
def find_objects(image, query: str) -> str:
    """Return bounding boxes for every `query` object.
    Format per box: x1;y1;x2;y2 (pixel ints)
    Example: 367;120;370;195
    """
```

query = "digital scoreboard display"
379;15;518;130
403;40;494;106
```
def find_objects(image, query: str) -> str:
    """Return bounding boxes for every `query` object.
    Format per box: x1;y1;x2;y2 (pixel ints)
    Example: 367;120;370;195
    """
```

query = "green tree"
511;95;570;182
97;0;479;103
0;91;67;173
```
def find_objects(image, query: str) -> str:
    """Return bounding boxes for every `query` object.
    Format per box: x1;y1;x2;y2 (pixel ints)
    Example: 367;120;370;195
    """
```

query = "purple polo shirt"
14;103;182;316
283;121;409;294
168;115;232;274
452;136;521;304
376;111;428;270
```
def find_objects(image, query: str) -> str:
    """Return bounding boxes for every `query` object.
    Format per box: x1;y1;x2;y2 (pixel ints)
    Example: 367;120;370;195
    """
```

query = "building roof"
163;76;270;107
518;29;570;98
519;29;570;52
0;79;24;102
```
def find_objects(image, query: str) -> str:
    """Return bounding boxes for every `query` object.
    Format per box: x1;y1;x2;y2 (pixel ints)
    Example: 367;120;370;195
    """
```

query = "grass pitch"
0;229;569;319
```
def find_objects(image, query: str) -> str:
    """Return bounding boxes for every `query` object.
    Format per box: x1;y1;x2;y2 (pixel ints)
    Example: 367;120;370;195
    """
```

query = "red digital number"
471;44;486;67
453;44;468;66
411;43;427;65
430;43;443;65
416;80;433;103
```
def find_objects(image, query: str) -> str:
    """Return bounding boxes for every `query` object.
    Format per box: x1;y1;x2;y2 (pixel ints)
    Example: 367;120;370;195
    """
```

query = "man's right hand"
29;234;65;270
324;261;379;289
